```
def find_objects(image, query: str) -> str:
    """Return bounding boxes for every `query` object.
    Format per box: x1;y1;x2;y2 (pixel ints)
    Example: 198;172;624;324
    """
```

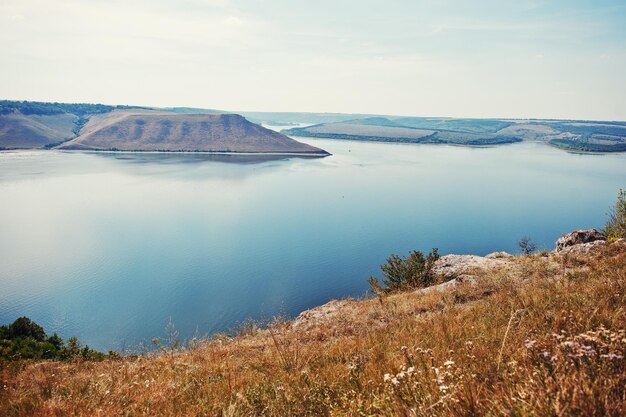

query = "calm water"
1;139;625;351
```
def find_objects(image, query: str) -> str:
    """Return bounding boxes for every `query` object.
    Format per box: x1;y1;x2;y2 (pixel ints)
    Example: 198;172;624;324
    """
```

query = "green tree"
8;317;46;341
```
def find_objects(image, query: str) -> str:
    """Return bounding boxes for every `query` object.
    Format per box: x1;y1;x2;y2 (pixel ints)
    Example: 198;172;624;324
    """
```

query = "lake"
1;139;625;351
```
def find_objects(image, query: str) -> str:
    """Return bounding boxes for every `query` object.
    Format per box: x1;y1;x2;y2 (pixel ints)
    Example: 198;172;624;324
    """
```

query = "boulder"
555;229;605;252
431;254;509;279
557;240;607;255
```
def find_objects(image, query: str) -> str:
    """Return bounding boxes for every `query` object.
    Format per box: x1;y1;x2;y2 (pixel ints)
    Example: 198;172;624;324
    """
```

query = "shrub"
604;189;626;240
369;248;440;294
0;317;106;361
518;236;537;255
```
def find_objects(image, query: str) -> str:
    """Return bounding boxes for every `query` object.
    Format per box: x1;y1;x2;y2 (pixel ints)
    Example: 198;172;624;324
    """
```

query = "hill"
282;117;626;150
0;100;142;149
282;117;523;146
55;110;328;154
1;232;624;416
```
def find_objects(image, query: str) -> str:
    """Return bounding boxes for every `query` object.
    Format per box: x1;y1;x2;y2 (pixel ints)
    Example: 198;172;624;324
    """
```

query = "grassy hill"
0;101;328;154
1;237;624;416
0;112;77;149
55;110;328;154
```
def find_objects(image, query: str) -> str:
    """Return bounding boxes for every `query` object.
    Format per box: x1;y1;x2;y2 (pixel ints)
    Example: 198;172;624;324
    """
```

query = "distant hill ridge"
2;99;626;152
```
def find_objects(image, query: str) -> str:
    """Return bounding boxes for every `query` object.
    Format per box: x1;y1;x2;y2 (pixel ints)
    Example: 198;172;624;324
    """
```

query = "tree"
8;317;46;341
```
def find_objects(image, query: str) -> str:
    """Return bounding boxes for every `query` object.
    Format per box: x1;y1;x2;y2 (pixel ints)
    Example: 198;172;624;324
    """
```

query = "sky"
1;0;625;120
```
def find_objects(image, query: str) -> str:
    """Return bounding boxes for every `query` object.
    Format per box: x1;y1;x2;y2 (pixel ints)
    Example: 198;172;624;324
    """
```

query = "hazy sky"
1;0;625;120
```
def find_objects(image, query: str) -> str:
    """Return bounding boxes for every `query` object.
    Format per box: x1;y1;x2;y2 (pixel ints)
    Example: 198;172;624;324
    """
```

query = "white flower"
383;373;392;382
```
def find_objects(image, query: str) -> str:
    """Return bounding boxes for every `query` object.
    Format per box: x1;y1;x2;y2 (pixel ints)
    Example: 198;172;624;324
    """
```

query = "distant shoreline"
0;149;331;157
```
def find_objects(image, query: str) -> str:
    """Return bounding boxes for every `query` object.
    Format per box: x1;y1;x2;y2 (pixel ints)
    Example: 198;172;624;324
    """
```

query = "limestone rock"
555;229;605;252
431;254;509;279
556;240;607;255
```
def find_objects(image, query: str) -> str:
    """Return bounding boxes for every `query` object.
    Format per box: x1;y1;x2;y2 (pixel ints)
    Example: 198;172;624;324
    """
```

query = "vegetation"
550;138;626;153
517;236;537;255
369;249;440;294
0;100;120;116
605;189;626;240
0;100;153;117
0;317;107;361
393;117;513;134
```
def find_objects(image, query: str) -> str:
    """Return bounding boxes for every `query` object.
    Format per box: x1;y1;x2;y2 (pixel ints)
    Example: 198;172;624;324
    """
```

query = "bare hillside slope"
57;110;328;154
0;113;77;149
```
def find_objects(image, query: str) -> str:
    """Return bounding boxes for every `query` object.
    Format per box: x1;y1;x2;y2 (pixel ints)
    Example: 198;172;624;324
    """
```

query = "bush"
0;317;106;361
369;248;440;294
604;189;626;240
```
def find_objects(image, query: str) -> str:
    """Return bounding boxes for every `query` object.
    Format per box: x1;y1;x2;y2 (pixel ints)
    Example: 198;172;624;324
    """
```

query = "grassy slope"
1;243;624;416
56;110;328;154
0;113;77;149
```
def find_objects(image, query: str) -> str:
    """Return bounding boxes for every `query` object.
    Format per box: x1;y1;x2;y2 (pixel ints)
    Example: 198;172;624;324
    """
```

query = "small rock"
555;229;605;252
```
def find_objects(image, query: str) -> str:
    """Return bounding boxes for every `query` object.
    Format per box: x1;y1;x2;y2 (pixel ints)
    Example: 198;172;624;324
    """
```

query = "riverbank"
2;233;624;416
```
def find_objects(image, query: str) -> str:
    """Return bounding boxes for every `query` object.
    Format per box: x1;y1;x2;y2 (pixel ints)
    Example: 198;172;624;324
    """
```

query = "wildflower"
524;339;536;349
443;360;455;368
600;354;623;361
383;373;392;382
391;378;400;386
406;366;415;375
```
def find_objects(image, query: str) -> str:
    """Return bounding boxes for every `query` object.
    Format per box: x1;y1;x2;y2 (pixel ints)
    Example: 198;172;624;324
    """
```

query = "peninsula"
0;101;328;155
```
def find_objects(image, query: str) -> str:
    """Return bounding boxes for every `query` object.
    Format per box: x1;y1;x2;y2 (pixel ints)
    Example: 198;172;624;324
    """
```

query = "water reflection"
96;151;326;165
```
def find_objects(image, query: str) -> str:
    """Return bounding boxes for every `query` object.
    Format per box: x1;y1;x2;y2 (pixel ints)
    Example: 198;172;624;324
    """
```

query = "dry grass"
1;245;624;416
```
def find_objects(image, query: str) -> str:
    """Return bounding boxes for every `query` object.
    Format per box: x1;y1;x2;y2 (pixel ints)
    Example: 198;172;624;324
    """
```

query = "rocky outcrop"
431;254;510;280
413;254;515;295
554;229;606;253
293;299;353;330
